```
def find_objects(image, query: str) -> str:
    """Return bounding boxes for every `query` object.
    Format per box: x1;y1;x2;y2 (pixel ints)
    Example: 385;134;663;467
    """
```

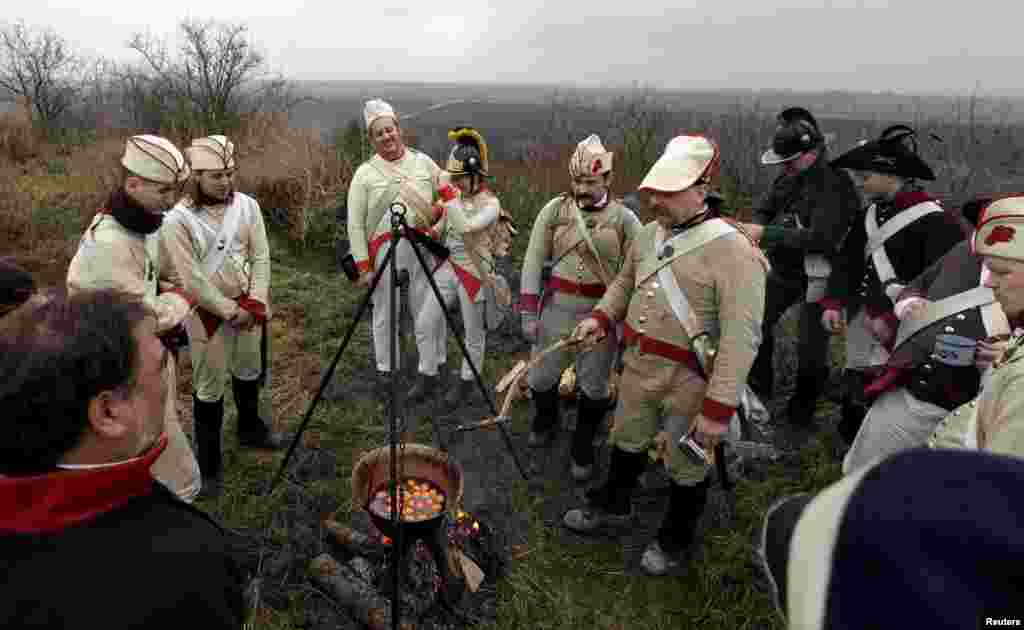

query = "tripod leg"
271;241;398;491
403;226;530;481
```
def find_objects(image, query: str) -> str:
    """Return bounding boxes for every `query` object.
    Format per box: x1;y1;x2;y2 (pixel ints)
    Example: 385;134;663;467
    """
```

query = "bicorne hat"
830;125;936;181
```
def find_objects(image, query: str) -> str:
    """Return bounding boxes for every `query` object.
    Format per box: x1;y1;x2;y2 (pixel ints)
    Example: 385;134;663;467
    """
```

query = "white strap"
865;202;944;299
892;286;1001;350
864;200;943;257
368;152;435;228
572;205;613;285
657;264;700;339
175;199;246;277
649;218;736;273
656;253;764;434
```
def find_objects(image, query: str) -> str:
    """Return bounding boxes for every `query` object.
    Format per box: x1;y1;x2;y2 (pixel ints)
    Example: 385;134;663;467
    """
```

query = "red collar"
0;436;168;535
893;190;935;211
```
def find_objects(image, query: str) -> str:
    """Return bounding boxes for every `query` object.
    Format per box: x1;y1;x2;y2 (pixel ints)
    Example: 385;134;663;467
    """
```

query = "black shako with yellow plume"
445;127;490;177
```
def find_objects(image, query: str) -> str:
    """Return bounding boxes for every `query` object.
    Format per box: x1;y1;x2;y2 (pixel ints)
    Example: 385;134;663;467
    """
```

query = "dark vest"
878;241;989;410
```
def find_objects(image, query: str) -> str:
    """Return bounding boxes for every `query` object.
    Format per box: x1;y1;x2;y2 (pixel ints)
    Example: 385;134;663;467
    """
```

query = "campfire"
308;444;501;630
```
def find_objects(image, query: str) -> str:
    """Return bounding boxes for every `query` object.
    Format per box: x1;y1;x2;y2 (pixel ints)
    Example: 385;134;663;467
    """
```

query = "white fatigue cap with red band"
972;194;1024;261
569;134;613;178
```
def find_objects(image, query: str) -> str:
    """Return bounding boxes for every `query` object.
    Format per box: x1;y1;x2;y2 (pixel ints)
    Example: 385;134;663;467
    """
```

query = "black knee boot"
193;394;224;497
787;367;828;426
749;328;776;400
570;392;610;477
585;447;648;515
528;386;561;447
232;377;283;449
656;477;710;553
838;369;868;444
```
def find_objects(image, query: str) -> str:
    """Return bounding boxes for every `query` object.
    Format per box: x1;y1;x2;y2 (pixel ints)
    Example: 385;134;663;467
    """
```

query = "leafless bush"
125;18;309;136
234;112;350;245
0;21;88;135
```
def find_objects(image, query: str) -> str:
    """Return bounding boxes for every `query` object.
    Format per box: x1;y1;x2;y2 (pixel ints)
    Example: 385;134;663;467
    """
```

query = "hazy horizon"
6;1;1024;100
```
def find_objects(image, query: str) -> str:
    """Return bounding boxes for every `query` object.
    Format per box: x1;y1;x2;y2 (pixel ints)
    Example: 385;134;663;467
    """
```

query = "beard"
574;190;604;210
110;189;164;235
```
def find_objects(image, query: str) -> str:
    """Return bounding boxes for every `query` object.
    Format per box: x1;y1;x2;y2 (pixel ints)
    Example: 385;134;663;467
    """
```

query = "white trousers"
371;238;443;373
846;308;890;370
842;386;948;474
415;262;486;381
185;313;262;403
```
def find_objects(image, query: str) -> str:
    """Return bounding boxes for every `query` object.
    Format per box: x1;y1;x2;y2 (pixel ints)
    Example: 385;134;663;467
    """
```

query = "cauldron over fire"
351;444;465;599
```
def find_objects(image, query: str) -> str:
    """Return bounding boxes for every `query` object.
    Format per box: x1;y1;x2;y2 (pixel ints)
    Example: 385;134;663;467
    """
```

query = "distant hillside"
291;81;1024;131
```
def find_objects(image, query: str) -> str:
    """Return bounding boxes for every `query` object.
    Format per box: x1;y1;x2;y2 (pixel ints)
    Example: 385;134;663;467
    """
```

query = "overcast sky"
7;0;1022;97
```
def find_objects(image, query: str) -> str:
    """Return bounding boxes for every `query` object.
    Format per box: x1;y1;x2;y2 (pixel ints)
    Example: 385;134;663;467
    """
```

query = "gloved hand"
522;312;540;344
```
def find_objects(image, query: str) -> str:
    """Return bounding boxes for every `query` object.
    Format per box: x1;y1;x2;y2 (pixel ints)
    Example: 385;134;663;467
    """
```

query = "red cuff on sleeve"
590;310;613;332
356;259;372;273
818;297;843;312
701;397;736;425
864;303;888;319
164;287;197;308
881;310;899;332
236;296;267;323
518;293;540;313
438;185;459;202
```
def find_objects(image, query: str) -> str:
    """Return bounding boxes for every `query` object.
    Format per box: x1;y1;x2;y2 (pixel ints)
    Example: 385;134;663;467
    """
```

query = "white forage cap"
186;135;236;171
363;98;398;132
122;135;190;184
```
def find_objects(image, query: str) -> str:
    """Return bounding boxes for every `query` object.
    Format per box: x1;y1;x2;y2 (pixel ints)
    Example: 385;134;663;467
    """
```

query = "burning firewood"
322;519;389;563
308;553;416;630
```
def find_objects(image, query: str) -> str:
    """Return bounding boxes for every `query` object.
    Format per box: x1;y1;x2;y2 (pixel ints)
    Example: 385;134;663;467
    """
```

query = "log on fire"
308;553;415;630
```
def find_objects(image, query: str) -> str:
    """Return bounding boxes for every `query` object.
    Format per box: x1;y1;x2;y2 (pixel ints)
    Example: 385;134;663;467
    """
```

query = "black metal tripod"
270;201;529;629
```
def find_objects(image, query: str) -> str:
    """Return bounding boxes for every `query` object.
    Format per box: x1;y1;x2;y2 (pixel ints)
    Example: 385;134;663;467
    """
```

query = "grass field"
174;198;847;629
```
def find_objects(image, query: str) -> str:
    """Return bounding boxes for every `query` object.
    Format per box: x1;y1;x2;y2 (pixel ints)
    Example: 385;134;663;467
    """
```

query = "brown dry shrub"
0;111;39;163
0;165;97;286
233;111;352;243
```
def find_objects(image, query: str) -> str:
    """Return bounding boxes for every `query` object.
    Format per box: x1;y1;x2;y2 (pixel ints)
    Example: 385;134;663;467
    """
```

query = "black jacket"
753;150;862;279
825;190;965;319
0;444;246;630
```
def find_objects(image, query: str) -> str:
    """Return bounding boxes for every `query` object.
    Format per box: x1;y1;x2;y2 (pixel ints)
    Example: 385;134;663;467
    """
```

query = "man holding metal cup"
564;135;767;576
840;195;1011;473
928;194;1024;457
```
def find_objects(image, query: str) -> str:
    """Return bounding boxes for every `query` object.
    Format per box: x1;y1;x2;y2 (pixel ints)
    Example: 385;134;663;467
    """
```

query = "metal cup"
933;334;978;366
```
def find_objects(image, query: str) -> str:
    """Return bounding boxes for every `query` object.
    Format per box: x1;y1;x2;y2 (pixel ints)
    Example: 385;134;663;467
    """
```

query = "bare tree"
608;85;670;188
127;18;307;134
0;21;85;133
